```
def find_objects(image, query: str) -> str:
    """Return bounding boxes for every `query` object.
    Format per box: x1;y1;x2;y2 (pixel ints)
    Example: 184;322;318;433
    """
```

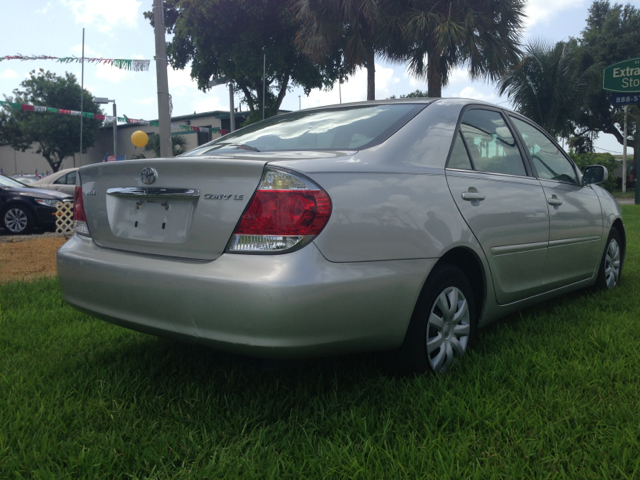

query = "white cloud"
191;94;225;114
524;0;586;29
447;67;470;85
0;69;18;79
36;1;53;15
139;97;154;105
61;0;142;32
456;86;498;103
94;62;130;83
70;44;101;57
168;66;199;91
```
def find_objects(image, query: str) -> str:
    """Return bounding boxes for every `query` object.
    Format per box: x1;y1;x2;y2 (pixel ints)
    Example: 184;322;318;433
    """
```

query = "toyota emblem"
140;167;158;185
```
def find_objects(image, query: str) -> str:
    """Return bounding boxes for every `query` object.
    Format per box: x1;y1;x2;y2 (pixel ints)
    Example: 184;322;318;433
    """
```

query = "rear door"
446;108;550;305
509;117;603;288
52;170;77;195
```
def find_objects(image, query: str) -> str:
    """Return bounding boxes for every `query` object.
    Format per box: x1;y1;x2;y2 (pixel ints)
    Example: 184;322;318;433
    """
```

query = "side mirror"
582;165;608;185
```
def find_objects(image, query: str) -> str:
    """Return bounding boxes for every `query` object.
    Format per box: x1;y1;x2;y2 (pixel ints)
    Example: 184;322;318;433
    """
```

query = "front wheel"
393;264;477;375
2;205;34;234
595;228;623;290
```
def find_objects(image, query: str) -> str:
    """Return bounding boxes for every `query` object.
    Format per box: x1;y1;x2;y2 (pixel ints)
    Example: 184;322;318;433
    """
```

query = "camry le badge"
140;167;158;185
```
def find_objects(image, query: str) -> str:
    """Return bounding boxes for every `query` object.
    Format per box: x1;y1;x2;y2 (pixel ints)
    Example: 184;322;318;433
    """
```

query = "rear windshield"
181;104;427;156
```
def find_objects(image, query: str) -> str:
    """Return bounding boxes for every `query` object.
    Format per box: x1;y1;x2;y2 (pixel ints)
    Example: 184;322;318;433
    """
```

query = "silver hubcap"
4;208;28;233
427;286;470;374
604;238;621;289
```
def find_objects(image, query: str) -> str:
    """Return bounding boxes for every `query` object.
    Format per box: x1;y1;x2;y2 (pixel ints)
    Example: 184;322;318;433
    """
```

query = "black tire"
392;263;477;375
594;228;623;290
2;204;34;235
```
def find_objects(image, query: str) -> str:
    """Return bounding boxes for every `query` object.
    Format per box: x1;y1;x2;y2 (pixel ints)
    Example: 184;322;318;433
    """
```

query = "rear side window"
447;131;473;170
459;109;526;176
511;117;578;184
181;104;427;155
54;174;68;185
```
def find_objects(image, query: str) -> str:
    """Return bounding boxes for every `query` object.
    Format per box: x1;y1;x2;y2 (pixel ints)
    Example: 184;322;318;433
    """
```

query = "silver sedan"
57;99;625;374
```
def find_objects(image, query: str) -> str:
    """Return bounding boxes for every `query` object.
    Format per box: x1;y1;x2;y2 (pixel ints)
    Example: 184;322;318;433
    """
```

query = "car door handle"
548;196;563;206
461;192;485;201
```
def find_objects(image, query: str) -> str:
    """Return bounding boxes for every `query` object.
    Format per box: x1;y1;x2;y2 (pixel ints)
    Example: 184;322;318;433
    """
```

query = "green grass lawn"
2;207;640;479
612;189;636;199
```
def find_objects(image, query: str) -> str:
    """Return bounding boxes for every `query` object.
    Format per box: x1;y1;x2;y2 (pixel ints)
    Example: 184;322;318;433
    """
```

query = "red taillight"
227;168;332;253
73;183;91;236
234;190;331;236
73;185;86;222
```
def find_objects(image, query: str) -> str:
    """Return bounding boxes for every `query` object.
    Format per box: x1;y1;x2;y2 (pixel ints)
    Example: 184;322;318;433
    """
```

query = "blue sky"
0;0;630;154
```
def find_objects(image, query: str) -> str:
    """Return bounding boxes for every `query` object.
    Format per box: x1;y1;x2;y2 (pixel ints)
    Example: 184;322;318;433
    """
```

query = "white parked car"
31;168;78;196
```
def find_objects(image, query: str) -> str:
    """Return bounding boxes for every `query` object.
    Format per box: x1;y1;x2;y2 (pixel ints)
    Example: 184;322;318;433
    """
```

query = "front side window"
181;104;427;156
459;109;526;176
510;117;578;184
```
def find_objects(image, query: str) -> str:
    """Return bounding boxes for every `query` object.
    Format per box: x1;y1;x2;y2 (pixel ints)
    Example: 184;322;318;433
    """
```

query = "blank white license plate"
106;197;195;244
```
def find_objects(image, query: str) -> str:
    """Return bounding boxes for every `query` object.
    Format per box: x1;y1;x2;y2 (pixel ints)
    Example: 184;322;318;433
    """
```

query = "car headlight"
34;198;60;207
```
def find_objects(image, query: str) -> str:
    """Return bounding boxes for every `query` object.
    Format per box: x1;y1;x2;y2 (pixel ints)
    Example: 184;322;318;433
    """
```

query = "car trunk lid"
79;158;267;260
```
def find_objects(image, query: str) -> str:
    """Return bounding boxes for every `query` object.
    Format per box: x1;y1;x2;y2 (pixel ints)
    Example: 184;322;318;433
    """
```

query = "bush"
570;152;618;192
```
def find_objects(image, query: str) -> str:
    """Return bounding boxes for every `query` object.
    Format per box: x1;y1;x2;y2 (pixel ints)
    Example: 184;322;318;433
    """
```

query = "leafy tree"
386;0;525;98
133;134;187;159
0;69;102;172
388;89;429;99
149;0;342;124
497;40;600;138
294;0;385;100
576;1;640;168
401;89;428;98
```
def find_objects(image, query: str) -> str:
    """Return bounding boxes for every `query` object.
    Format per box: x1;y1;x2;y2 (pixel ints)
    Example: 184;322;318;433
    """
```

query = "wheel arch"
612;218;626;266
433;246;487;326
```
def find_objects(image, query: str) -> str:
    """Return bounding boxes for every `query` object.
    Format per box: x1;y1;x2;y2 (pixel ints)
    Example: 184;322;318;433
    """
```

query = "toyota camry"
57;99;625;374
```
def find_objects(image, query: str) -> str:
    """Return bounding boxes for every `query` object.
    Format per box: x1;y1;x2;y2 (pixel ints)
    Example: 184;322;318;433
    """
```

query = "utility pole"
229;84;235;132
79;28;84;168
153;0;173;158
623;106;628;193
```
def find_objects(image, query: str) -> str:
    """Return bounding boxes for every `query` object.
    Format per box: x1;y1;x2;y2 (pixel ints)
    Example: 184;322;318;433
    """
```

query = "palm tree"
387;0;525;98
497;40;600;138
293;0;385;100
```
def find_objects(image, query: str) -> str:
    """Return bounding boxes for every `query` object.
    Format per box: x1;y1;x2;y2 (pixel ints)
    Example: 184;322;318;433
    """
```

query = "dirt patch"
0;235;69;283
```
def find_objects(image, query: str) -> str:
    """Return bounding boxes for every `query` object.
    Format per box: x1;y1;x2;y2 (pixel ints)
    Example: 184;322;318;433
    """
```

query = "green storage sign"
603;57;640;92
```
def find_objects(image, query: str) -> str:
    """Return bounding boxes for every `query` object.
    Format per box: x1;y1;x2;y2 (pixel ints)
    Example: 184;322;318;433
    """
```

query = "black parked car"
0;175;72;234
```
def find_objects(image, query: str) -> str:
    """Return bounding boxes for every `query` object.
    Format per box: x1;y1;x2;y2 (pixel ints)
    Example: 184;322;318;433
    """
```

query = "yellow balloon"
131;130;149;148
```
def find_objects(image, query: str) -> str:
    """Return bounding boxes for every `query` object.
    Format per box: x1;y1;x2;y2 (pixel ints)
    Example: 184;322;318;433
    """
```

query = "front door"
510;117;603;288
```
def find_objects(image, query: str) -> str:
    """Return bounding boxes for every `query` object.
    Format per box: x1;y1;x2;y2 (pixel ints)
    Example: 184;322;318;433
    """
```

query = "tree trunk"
427;52;443;98
365;46;375;100
275;73;290;111
240;86;255;113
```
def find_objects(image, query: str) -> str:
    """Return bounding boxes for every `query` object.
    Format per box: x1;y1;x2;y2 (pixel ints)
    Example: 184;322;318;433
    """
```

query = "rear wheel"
595;228;622;290
2;205;34;234
393;264;477;375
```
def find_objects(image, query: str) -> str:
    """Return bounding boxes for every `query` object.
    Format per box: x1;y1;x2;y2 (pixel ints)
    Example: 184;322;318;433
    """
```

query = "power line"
594;145;625;155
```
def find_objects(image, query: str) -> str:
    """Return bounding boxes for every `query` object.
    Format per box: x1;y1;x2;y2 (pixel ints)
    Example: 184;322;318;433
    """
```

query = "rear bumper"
57;234;433;359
